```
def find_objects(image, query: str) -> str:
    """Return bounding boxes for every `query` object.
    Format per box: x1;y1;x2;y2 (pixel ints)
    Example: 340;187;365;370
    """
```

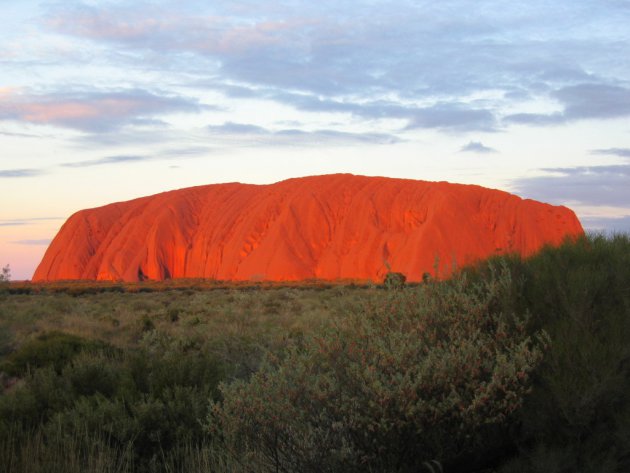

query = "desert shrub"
0;265;9;297
138;314;155;332
67;286;100;297
0;366;74;431
55;335;224;469
0;330;226;472
7;286;33;295
383;271;406;289
0;331;113;377
167;306;181;322
262;296;283;315
213;265;545;473
0;325;14;358
130;331;224;397
0;264;10;282
488;234;630;472
49;386;213;466
65;353;122;398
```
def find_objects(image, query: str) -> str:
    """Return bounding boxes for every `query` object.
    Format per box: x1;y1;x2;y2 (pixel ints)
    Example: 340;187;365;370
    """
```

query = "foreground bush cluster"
216;267;544;472
0;234;629;472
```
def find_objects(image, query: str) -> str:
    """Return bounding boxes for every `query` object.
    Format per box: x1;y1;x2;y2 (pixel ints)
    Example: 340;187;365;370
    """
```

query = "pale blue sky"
1;0;630;279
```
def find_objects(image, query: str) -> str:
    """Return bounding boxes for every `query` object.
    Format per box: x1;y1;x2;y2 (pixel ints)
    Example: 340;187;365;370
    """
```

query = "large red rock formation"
33;174;583;282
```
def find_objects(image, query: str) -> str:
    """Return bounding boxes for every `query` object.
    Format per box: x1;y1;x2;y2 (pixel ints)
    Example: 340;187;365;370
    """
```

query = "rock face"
33;174;584;282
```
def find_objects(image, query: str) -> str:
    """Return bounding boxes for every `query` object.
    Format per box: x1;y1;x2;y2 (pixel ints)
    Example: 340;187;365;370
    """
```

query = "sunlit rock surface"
33;174;584;282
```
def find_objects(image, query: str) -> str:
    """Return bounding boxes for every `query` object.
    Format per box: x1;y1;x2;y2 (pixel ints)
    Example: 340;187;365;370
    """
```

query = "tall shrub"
213;265;545;473
495;234;630;472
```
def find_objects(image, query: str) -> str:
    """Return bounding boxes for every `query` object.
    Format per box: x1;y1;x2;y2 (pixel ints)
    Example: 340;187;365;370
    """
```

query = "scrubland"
1;234;629;472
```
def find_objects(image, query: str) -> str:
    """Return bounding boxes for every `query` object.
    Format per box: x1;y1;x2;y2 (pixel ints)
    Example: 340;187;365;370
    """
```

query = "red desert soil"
33;174;584;282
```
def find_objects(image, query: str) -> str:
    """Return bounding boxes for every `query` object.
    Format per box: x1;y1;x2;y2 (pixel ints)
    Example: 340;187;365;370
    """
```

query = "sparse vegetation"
383;270;407;288
0;234;629;472
0;265;10;296
0;265;10;282
214;265;544;472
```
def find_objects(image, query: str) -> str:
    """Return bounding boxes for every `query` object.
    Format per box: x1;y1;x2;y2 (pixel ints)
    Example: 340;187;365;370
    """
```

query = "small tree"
0;264;9;282
383;271;406;289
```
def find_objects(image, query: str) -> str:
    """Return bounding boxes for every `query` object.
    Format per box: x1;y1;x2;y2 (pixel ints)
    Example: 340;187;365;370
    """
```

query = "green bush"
0;332;113;377
167;307;181;322
213;265;545;472
491;234;630;472
0;331;226;472
0;265;10;296
65;353;121;398
0;325;14;358
383;271;406;289
138;314;155;332
0;264;9;283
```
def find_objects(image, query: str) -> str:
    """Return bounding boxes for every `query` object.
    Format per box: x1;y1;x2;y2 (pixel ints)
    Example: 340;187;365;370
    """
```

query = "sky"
1;0;630;280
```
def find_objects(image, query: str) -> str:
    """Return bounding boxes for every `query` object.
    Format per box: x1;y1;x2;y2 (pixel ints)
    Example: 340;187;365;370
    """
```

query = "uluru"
33;174;583;282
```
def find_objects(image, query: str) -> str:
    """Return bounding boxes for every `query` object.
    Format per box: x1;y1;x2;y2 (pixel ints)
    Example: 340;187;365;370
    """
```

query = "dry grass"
0;285;375;359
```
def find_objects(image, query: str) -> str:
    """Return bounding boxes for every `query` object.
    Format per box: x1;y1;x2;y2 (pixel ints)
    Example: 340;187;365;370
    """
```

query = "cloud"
591;148;630;159
60;148;215;167
206;121;401;145
0;169;45;178
161;146;215;157
503;112;563;126
208;122;268;135
274;128;400;145
11;239;52;246
46;5;304;56
3;156;166;177
266;91;497;131
1;148;215;185
505;83;630;125
61;155;150;168
558;84;630;120
0;89;202;132
459;141;497;153
580;215;630;234
405;106;497;132
0;217;64;227
0;222;26;227
512;164;630;208
43;1;630;134
0;130;50;138
72;127;178;147
269;92;402;118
